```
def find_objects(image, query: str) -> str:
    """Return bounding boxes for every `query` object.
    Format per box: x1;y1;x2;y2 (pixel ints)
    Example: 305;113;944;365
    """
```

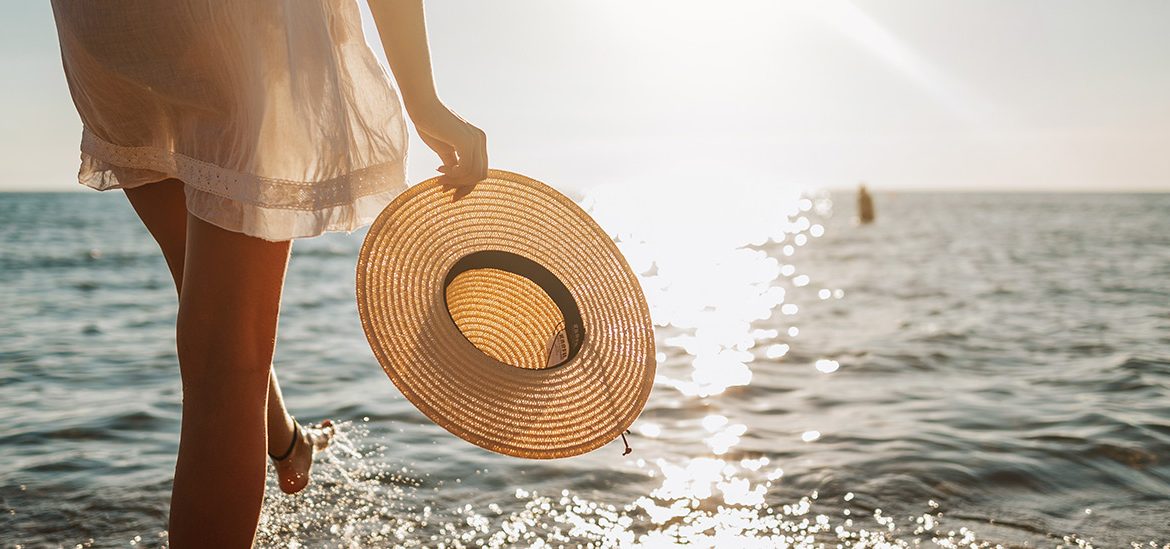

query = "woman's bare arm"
367;0;487;189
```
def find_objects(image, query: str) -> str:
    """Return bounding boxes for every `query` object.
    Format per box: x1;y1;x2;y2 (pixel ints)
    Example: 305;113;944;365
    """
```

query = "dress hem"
75;129;408;241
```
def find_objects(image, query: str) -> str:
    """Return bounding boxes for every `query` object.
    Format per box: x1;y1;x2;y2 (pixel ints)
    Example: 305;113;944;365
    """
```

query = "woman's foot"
270;419;335;495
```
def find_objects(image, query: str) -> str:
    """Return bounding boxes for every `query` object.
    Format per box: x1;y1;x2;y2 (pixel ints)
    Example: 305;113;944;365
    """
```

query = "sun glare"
795;0;998;125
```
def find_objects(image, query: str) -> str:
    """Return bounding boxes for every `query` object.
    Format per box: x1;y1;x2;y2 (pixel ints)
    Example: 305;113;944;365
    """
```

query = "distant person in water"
49;1;487;546
858;183;875;224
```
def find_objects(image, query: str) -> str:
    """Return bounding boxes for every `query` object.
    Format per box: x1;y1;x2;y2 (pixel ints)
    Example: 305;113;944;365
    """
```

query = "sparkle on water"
235;179;1125;548
249;421;1106;549
7;190;1169;547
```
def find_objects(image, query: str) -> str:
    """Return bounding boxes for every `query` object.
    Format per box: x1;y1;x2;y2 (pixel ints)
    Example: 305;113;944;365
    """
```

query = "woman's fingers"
446;125;487;189
412;105;488;194
466;127;488;183
419;129;457;171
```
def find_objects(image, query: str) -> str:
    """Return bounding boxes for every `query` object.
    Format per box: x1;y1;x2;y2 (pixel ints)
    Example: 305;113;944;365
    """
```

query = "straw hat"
356;170;655;459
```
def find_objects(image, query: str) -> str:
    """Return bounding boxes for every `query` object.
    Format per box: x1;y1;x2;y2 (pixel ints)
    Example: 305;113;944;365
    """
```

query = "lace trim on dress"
79;128;406;211
181;184;405;241
75;128;408;241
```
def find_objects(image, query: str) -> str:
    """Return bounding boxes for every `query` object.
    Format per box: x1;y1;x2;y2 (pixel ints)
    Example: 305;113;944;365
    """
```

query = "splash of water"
256;420;427;547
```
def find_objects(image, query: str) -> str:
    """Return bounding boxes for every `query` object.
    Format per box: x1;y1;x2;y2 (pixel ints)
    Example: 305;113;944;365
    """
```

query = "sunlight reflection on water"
256;423;1097;548
250;182;1115;548
584;180;822;400
6;192;1168;546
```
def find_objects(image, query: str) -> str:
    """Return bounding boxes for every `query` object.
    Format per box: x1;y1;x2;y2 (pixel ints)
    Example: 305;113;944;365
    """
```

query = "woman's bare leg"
167;211;291;546
123;180;308;459
266;368;335;494
123;180;329;544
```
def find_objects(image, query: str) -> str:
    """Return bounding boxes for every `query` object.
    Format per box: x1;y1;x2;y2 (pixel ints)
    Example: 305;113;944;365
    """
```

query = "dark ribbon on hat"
444;249;634;455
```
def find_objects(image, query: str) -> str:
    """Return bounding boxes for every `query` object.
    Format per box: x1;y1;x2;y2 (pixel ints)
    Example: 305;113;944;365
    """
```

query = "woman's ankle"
267;414;297;457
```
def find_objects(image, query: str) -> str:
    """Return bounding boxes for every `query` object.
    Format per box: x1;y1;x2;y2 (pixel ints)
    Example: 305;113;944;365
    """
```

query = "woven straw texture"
356;170;656;459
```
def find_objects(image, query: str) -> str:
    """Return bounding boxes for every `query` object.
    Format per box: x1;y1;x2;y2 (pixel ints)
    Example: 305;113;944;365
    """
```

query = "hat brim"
356;170;656;459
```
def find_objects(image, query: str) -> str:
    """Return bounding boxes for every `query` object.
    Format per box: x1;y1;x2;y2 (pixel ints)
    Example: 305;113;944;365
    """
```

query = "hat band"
442;250;585;368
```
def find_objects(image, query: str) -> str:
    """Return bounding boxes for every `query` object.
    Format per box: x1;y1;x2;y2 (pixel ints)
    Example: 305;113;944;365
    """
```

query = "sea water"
2;189;1169;547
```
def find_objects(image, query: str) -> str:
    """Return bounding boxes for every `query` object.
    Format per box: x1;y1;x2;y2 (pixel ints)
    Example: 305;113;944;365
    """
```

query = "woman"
49;1;487;545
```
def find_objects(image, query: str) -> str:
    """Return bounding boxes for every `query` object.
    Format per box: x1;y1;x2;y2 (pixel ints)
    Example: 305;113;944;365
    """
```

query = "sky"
1;0;1167;192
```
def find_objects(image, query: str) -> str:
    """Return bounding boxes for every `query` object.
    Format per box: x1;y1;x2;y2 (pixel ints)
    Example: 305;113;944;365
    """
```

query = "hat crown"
443;250;584;371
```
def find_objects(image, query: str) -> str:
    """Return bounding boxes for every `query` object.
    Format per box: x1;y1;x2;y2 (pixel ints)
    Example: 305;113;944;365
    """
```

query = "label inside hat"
545;329;569;368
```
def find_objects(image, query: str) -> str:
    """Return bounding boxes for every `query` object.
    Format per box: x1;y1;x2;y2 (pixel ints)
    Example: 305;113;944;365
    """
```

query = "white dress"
50;0;409;241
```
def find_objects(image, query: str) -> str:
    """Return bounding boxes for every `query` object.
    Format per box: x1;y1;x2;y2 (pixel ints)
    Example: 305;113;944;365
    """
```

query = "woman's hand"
411;101;488;194
367;0;488;196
